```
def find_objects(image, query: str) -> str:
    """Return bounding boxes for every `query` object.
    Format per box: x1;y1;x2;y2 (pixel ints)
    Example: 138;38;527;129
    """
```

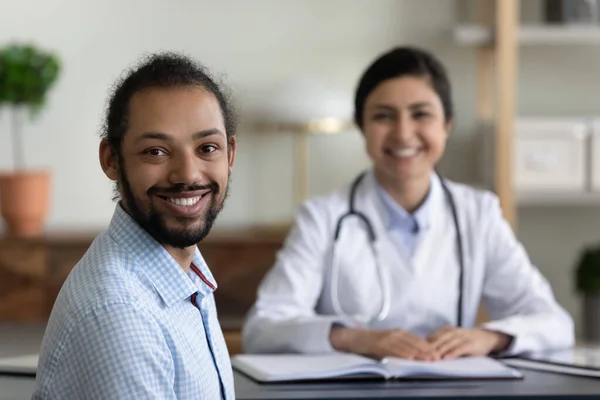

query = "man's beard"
118;168;229;249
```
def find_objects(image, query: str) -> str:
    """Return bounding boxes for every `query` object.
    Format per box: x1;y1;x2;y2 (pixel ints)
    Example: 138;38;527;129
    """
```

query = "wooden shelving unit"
456;0;519;229
456;0;600;227
517;192;600;207
454;24;600;46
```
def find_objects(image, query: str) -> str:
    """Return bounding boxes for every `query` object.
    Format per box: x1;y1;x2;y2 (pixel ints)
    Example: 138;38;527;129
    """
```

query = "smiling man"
33;53;237;399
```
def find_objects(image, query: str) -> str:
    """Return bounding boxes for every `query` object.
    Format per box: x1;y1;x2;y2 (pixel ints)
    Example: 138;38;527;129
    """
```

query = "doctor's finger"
436;337;467;358
387;343;419;360
401;335;437;354
398;338;440;360
428;330;459;348
442;342;474;360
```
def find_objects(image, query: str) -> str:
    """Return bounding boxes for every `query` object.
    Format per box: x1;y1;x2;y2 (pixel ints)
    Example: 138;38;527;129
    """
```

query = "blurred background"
2;0;600;347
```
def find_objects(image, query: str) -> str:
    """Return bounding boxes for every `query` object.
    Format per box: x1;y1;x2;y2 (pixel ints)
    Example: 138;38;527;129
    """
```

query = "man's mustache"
147;182;219;195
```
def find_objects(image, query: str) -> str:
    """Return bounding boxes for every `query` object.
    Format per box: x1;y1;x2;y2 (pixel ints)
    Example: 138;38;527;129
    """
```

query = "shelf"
516;192;600;207
465;182;600;207
454;24;600;46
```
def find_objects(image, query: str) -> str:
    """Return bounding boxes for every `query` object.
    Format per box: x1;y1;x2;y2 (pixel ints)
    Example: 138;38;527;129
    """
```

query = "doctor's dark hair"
100;52;237;157
354;46;453;128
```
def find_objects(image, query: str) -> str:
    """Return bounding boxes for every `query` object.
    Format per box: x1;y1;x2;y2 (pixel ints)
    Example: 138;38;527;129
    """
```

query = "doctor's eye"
372;113;394;121
413;111;431;120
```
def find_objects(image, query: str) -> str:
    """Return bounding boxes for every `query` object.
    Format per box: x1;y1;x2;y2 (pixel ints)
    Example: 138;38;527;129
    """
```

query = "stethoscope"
330;171;465;327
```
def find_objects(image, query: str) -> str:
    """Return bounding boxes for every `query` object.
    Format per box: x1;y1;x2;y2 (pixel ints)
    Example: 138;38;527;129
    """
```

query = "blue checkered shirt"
32;204;234;399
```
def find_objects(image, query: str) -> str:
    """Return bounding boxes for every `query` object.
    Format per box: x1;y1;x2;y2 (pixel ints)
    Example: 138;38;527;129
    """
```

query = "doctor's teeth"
167;197;201;207
394;148;418;157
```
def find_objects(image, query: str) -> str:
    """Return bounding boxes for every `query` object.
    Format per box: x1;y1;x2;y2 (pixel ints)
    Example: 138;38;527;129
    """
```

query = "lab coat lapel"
353;171;412;276
353;171;387;241
412;174;452;274
356;171;450;274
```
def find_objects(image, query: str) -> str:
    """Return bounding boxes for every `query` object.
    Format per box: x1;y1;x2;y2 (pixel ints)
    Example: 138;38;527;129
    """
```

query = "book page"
232;353;389;382
384;356;522;379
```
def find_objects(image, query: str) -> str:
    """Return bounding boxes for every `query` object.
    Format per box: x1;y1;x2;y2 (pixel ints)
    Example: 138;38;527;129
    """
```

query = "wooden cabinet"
0;233;93;321
0;228;287;354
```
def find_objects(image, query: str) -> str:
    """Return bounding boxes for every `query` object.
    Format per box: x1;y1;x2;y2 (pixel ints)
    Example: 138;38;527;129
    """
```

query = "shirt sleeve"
242;199;352;354
40;302;177;400
479;193;575;355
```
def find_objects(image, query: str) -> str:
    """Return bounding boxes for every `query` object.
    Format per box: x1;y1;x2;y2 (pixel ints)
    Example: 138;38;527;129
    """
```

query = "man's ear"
227;136;237;172
99;139;119;181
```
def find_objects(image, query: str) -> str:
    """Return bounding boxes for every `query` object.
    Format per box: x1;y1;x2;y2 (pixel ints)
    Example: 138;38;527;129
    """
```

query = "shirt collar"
375;172;440;233
108;203;218;308
188;249;219;299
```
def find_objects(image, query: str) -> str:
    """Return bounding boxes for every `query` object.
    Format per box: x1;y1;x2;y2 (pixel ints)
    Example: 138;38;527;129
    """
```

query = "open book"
232;353;523;382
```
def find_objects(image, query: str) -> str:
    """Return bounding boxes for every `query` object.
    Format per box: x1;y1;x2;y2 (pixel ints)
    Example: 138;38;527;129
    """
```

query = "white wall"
0;0;478;229
2;0;600;334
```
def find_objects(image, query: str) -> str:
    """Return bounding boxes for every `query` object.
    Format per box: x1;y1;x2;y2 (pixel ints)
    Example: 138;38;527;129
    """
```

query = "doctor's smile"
386;147;420;159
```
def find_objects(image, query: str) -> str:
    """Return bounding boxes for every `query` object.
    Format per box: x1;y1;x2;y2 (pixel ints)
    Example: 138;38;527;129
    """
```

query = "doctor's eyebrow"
369;102;434;112
369;104;397;113
408;102;434;110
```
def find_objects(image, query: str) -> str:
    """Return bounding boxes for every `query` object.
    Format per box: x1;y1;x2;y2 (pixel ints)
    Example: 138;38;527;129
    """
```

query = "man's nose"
168;151;203;186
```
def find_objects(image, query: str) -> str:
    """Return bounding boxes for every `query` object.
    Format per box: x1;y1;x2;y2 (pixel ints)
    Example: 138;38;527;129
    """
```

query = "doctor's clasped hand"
427;326;512;360
330;327;441;361
330;326;511;361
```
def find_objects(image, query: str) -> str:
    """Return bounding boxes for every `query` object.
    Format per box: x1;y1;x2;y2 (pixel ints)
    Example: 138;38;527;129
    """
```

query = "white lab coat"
242;171;574;356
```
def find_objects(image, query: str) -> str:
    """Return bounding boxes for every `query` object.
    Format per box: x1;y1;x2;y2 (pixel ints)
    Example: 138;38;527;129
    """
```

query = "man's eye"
200;145;216;153
145;148;167;156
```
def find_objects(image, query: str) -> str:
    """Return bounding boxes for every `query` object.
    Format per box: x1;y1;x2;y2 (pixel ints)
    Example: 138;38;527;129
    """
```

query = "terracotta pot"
0;171;51;237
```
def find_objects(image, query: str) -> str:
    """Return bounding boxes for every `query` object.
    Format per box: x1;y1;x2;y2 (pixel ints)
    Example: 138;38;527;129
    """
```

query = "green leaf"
0;43;61;110
0;43;62;169
575;246;600;293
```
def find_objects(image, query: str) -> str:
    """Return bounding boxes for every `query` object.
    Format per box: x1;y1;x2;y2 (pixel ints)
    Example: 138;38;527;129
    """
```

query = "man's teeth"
393;148;418;157
167;196;201;207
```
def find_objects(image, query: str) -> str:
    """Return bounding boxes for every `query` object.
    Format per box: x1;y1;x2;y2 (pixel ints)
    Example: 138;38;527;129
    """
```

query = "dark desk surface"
2;366;600;399
0;375;35;400
233;369;600;400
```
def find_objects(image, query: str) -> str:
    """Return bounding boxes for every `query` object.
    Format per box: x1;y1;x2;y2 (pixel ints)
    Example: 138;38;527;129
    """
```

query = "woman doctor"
242;46;574;361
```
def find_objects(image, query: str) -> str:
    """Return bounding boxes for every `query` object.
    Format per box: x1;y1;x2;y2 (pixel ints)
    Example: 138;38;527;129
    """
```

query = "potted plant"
0;43;60;237
574;245;600;342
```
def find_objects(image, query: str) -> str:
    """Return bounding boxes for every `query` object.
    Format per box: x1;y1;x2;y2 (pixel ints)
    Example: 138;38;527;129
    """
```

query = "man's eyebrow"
135;129;225;143
136;132;171;143
192;129;224;140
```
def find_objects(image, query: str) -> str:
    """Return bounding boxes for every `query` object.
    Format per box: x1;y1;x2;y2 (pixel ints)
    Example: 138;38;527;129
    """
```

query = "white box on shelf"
513;118;588;193
589;118;600;192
